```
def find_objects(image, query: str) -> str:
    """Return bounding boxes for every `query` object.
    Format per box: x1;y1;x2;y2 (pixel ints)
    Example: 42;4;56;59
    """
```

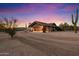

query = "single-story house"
28;21;62;32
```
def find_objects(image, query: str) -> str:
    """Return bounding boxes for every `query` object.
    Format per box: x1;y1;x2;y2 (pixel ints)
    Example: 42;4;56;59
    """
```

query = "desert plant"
2;17;17;38
59;23;64;31
63;23;69;31
72;9;78;33
0;18;6;32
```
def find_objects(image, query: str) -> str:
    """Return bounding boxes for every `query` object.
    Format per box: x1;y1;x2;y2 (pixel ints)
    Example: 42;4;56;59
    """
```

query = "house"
28;21;62;32
28;21;46;32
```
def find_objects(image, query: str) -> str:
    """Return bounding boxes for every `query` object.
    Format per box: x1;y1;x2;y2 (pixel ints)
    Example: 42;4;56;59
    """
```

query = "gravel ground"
0;31;79;56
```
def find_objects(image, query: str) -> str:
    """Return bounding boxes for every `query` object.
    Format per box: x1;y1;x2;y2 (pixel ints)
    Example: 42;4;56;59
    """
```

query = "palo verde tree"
71;9;79;33
2;17;17;38
63;22;69;31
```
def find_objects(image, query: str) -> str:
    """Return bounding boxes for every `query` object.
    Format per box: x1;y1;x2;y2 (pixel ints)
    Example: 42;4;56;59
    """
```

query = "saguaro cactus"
72;10;78;33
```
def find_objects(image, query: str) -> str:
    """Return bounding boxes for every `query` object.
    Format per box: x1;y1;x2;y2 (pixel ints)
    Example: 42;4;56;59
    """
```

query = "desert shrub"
0;17;17;38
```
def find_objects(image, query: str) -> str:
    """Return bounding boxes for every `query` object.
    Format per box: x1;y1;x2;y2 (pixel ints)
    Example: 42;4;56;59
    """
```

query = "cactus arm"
75;9;78;24
72;14;74;24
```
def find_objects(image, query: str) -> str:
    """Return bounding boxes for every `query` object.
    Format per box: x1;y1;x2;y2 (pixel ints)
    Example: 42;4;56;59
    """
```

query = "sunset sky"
0;3;79;27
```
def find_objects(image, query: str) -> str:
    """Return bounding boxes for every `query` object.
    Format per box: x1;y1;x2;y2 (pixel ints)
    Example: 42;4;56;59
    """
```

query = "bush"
0;17;17;38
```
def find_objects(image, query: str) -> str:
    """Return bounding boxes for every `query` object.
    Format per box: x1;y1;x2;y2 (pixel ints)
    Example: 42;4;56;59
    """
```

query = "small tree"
71;9;78;33
2;17;17;38
0;19;5;32
59;23;64;31
63;23;69;31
